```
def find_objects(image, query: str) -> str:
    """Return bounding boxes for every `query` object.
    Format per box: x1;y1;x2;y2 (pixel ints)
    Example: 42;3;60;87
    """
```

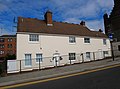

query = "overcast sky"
0;0;114;35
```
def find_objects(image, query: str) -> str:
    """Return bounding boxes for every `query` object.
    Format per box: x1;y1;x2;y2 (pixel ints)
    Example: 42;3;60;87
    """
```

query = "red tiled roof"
17;17;108;38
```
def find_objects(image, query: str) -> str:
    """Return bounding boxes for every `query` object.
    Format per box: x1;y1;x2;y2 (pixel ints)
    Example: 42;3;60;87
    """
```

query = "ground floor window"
118;45;120;51
69;53;76;60
86;52;91;59
103;51;108;55
36;54;43;63
25;54;32;66
103;51;109;57
0;50;4;55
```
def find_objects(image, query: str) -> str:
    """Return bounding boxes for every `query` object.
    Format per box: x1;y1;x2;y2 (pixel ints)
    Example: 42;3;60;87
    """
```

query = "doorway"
53;53;60;67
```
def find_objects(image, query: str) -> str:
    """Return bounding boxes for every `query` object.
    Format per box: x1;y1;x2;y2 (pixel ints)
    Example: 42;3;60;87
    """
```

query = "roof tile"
17;17;107;38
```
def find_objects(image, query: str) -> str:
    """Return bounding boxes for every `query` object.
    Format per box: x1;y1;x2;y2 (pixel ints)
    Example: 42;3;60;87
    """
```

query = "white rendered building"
16;11;111;71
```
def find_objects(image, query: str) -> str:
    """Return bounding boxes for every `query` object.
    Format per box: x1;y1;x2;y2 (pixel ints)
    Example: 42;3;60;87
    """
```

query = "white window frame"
36;54;43;63
25;54;32;67
29;34;39;42
69;53;76;60
69;36;76;43
84;38;90;43
86;52;91;59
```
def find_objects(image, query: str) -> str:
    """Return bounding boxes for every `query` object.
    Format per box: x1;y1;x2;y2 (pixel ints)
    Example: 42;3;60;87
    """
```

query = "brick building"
103;0;120;41
103;0;120;57
0;35;16;58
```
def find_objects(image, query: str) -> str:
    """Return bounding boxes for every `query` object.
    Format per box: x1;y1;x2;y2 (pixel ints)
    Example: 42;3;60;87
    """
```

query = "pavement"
0;57;120;87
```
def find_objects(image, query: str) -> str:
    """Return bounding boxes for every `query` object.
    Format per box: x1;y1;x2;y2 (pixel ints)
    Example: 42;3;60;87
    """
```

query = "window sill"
36;62;43;64
28;41;39;44
69;43;76;45
69;60;76;61
24;65;32;67
84;43;90;44
103;44;107;46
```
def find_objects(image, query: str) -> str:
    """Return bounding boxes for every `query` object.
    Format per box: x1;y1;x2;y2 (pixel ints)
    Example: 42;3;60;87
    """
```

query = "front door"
53;53;60;67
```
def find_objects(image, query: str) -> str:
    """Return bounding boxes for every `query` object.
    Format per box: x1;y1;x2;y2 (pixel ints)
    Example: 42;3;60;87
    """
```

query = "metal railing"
7;50;112;74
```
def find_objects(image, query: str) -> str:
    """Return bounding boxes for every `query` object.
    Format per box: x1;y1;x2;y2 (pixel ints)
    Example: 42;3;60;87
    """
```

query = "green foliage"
0;61;3;76
0;60;7;77
5;54;16;60
0;54;16;76
0;63;2;74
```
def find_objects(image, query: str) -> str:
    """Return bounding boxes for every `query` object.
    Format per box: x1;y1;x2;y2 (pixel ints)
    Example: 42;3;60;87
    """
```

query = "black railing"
7;50;112;74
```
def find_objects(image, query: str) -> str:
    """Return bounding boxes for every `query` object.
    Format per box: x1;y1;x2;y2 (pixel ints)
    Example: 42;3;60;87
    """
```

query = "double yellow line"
1;64;120;89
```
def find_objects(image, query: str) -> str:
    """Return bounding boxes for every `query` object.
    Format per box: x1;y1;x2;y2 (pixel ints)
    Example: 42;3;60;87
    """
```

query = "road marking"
1;64;120;89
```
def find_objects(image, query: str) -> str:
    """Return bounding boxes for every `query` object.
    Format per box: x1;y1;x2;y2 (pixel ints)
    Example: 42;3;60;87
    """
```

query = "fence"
7;50;111;73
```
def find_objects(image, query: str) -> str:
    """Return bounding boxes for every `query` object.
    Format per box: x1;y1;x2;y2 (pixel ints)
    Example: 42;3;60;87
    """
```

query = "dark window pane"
118;45;120;51
69;53;76;60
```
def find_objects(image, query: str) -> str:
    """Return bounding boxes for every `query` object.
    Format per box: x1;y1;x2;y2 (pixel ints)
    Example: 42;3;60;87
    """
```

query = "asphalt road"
8;66;120;89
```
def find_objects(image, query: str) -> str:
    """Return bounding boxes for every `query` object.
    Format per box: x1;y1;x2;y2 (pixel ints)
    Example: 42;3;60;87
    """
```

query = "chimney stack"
44;10;53;26
80;21;85;26
103;13;109;35
99;29;103;33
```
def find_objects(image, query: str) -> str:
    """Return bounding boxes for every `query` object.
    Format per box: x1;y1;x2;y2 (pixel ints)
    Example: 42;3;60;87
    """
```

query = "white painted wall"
113;42;120;56
16;33;111;71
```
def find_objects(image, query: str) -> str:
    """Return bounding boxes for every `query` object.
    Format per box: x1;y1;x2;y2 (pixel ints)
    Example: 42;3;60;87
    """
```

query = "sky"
0;0;114;35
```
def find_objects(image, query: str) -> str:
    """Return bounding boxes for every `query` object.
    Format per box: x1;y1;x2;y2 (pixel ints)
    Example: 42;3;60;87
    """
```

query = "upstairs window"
84;38;90;43
8;38;13;42
0;44;4;48
8;44;12;48
0;38;4;42
69;36;76;43
103;39;107;45
0;50;4;55
29;34;39;42
7;50;13;55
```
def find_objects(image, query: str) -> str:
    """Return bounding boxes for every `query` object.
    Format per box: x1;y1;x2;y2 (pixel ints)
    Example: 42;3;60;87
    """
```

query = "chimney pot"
80;21;85;26
99;29;103;32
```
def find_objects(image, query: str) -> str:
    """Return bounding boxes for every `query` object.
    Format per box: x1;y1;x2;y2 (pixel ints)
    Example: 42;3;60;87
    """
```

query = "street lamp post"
110;41;115;61
109;33;115;61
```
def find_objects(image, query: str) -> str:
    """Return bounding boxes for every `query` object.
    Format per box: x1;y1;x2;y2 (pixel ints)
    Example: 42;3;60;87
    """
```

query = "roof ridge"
17;17;107;38
19;17;84;27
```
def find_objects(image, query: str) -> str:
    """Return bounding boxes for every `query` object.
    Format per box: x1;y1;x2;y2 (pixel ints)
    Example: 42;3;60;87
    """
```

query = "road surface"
4;65;120;89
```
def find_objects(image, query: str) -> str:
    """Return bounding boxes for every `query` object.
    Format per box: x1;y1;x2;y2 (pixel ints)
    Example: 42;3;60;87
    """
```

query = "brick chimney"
80;21;85;27
103;13;109;35
99;29;103;33
44;10;53;26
